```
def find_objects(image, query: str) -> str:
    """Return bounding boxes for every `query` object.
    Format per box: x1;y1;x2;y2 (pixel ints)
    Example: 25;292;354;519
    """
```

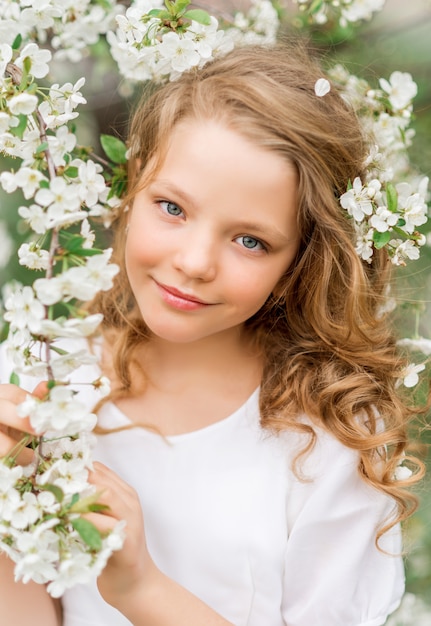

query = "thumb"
32;381;50;400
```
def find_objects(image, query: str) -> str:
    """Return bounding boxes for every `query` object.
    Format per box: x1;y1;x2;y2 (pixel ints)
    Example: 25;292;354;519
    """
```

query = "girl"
0;44;424;626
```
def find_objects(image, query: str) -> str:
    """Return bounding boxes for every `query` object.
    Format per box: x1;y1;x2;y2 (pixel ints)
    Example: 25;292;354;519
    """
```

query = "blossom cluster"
0;434;125;598
0;0;123;63
107;0;279;84
292;0;386;27
0;7;124;591
330;66;429;265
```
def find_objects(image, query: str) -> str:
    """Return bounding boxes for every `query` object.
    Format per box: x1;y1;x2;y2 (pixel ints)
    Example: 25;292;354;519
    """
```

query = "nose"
173;226;218;282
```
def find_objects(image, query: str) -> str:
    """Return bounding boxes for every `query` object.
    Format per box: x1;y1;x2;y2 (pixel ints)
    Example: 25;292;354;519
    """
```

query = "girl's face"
125;119;299;345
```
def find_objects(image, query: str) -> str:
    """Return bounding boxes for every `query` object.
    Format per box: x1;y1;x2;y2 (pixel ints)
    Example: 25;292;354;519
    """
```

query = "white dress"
0;343;404;626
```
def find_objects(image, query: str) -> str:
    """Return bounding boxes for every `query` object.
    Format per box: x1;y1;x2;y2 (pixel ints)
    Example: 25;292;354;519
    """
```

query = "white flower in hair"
340;177;381;222
394;464;413;481
400;362;426;388
314;78;331;97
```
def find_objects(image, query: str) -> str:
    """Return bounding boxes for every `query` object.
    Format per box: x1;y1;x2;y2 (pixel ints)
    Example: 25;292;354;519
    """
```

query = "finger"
0;430;35;465
0;383;30;405
83;511;120;535
0;394;34;434
90;462;137;496
32;381;49;400
88;464;142;530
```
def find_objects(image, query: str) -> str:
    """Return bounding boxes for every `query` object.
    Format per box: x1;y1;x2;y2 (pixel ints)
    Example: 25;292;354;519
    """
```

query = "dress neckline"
104;387;260;442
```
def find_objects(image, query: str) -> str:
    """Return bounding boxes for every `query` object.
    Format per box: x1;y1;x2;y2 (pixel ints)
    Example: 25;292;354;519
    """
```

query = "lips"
158;282;209;304
153;280;214;311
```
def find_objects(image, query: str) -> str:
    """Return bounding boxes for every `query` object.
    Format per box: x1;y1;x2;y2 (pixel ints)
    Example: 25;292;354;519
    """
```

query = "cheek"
228;268;282;312
125;227;158;273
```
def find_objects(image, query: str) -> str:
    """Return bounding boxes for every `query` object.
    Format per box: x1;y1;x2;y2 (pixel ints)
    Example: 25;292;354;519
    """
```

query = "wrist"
100;556;161;621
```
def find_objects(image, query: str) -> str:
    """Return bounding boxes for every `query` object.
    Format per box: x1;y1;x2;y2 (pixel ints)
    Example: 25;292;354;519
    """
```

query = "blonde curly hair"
92;43;426;543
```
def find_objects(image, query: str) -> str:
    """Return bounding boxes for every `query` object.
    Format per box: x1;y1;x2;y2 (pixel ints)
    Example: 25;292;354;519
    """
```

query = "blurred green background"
0;1;430;621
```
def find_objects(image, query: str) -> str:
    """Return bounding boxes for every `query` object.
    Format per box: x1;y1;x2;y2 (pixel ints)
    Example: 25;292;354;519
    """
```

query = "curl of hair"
91;43;426;544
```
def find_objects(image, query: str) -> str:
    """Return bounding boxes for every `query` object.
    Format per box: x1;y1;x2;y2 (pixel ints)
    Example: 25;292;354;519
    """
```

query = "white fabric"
0;341;405;626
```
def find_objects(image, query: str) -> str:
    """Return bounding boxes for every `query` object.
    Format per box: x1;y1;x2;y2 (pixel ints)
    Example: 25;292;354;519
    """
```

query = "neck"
141;328;262;394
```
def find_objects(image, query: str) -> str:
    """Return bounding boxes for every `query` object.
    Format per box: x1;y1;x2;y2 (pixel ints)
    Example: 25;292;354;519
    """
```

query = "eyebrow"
150;180;296;245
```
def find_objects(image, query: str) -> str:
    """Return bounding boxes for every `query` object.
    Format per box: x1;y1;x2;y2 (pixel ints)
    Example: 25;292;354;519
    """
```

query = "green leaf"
65;166;79;178
100;134;127;164
10;114;28;139
12;34;22;50
94;0;112;9
87;502;110;513
70;493;80;508
71;517;102;551
164;0;176;15
183;9;211;24
372;230;391;249
35;141;49;154
9;371;20;386
309;0;323;14
386;183;398;213
64;235;87;252
69;491;109;515
38;484;64;503
23;56;32;74
148;8;171;20
71;247;104;257
175;0;191;13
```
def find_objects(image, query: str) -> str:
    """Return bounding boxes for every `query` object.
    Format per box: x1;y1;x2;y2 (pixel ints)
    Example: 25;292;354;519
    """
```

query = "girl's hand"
86;462;154;604
0;382;47;465
87;463;234;626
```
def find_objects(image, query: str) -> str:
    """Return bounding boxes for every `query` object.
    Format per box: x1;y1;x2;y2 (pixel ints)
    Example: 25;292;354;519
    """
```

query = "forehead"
153;118;296;184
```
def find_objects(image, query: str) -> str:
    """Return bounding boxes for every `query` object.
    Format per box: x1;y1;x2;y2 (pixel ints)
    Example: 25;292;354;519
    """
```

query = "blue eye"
236;236;265;251
159;201;183;216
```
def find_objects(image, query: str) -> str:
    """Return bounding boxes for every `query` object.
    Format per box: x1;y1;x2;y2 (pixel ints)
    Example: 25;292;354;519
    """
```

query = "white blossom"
14;527;59;584
314;78;331;97
18;203;50;234
0;464;24;494
18;242;50;270
340;177;381;222
50;349;98;379
393;464;413;481
35;177;81;216
391;239;421;264
76;160;106;207
379;72;417;111
397;337;431;356
4;285;45;333
16;42;52;79
38;314;103;339
369;206;399;233
400;363;426;388
48;125;77;166
17;386;97;435
8;93;38;116
0;42;13;75
33;275;64;306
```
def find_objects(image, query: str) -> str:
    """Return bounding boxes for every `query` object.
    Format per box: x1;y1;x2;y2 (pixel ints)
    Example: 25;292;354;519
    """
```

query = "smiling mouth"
155;281;212;307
